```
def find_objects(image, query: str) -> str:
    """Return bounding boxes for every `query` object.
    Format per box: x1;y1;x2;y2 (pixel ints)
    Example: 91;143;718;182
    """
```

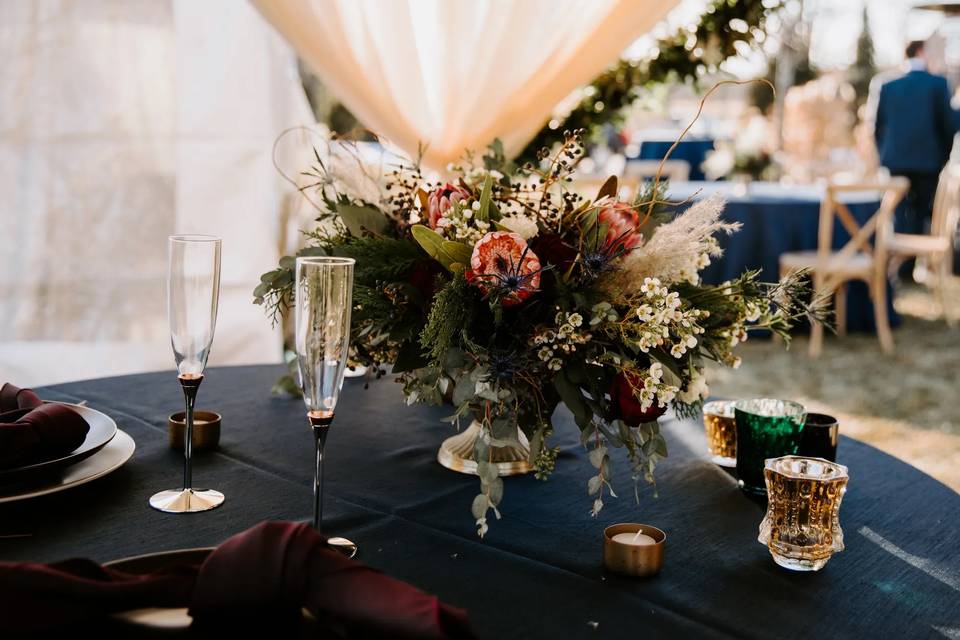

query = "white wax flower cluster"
634;362;678;411
632;278;707;359
532;310;591;371
677;366;709;403
432;199;492;244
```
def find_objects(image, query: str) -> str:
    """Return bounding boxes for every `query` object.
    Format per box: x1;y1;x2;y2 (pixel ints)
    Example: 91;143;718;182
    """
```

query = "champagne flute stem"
179;375;202;491
309;413;332;532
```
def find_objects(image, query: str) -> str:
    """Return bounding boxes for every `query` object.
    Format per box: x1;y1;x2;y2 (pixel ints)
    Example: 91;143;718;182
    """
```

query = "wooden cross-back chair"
779;177;910;357
884;165;958;325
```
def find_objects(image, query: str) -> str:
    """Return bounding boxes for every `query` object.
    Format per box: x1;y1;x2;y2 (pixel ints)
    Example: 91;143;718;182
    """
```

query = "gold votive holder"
703;400;737;467
602;523;666;577
168;410;221;452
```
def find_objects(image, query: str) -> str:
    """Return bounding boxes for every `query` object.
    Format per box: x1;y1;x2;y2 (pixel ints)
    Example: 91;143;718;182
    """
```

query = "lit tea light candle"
611;531;657;546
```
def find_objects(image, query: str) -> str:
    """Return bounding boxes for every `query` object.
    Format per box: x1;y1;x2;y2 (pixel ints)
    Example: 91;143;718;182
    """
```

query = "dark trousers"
891;171;940;278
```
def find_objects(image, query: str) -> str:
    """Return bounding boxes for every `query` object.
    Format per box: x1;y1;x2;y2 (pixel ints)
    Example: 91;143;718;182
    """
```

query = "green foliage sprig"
517;0;783;164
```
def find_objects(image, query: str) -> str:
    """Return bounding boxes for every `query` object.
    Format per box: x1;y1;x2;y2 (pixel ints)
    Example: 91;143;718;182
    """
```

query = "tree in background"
848;5;876;108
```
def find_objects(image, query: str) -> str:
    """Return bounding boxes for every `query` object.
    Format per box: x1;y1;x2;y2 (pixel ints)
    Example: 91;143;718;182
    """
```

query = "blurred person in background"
873;39;959;280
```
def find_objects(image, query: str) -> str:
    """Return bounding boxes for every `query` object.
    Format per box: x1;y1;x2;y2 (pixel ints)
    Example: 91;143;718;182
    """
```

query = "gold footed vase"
437;420;532;476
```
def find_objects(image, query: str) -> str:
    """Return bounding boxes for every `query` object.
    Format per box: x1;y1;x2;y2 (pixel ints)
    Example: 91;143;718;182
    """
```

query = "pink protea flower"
597;201;644;253
467;231;543;307
426;183;471;229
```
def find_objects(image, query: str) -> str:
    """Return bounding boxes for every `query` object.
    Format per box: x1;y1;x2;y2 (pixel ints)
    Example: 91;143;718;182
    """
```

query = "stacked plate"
0;402;135;503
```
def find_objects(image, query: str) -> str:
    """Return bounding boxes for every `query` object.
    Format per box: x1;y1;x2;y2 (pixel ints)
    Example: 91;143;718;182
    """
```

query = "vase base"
437;421;532;476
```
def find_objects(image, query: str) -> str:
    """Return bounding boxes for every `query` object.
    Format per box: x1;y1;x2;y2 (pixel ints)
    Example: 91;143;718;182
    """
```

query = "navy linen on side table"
1;365;956;639
675;187;899;333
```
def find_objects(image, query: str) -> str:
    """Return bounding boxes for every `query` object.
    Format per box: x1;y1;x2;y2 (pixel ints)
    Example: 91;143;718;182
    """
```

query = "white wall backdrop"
0;0;314;385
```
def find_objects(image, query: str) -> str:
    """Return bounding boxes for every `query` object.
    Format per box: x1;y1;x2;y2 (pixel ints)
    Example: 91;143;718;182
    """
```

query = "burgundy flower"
530;232;577;272
408;260;444;303
426;183;471;229
610;372;667;427
468;231;542;307
597;201;644;253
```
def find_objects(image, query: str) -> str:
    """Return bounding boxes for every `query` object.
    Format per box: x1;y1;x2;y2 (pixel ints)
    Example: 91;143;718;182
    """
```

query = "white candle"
612;531;657;546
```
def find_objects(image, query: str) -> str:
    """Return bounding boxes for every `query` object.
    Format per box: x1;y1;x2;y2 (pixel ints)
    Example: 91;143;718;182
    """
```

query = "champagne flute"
295;256;355;556
150;235;225;513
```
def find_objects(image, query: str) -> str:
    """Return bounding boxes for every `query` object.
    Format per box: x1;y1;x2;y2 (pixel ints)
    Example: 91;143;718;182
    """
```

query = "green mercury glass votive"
734;399;807;496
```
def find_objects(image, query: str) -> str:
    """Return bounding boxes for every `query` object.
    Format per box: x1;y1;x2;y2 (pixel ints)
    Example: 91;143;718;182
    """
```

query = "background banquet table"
670;181;898;333
2;365;958;639
632;137;716;181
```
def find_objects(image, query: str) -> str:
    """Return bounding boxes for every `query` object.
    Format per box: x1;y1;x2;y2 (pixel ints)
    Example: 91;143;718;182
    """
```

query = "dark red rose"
529;232;577;272
610;372;667;427
408;260;444;302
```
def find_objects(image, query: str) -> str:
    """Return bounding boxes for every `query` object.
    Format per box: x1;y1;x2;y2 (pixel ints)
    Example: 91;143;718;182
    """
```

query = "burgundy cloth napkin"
0;521;476;639
0;383;89;470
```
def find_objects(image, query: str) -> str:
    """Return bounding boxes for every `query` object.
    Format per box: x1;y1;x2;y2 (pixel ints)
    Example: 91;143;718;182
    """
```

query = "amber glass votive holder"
759;456;848;572
603;523;666;577
702;400;737;467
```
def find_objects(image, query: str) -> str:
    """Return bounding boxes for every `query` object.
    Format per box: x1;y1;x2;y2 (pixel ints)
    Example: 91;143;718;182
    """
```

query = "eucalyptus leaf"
588;446;607;469
587;475;602;495
490;417;514;441
653;434;669;457
452;377;475;406
477;460;499;484
471;494;490;520
337;203;387;237
488;476;504;506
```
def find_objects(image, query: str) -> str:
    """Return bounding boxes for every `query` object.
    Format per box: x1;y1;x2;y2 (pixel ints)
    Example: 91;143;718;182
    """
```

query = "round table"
3;366;958;638
632;137;716;181
670;181;899;333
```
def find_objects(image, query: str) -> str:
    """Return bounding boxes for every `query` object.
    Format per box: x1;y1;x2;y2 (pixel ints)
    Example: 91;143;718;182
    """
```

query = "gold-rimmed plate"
0;430;135;504
105;548;316;630
105;548;213;630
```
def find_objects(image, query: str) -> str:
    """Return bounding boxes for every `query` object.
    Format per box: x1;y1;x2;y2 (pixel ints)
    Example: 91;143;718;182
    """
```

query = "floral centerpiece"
256;131;823;536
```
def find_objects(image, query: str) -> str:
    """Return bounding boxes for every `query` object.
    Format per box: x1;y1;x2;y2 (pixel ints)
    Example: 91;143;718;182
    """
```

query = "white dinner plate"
0;429;135;504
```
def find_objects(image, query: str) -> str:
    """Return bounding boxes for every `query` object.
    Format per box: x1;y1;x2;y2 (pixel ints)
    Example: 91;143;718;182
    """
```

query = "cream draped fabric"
0;0;314;385
253;0;679;169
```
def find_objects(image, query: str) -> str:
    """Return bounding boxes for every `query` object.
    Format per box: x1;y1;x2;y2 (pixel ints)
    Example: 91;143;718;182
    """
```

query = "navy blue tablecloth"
634;139;715;181
673;184;899;333
2;365;957;638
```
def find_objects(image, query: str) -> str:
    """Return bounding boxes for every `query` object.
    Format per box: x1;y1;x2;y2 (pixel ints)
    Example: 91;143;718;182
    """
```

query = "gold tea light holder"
602;523;666;577
168;410;221;452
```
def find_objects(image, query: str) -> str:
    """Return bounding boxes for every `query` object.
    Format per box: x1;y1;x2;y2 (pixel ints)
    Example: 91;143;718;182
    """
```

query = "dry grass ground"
707;280;960;493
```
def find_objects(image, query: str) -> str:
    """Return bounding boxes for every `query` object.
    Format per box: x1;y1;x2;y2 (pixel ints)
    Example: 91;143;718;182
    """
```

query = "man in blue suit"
874;40;958;277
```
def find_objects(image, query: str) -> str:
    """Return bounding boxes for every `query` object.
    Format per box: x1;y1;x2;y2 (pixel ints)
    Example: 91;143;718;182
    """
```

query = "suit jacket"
874;69;958;173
